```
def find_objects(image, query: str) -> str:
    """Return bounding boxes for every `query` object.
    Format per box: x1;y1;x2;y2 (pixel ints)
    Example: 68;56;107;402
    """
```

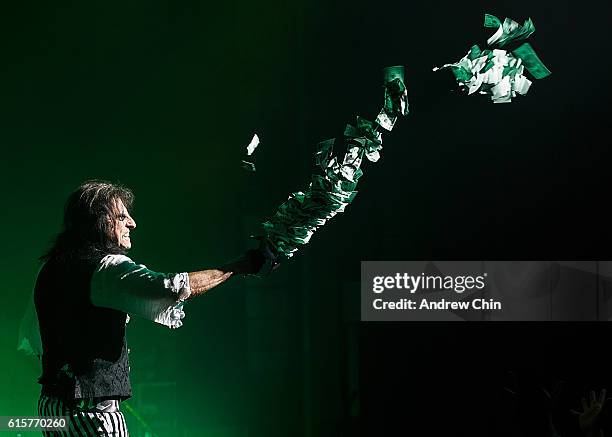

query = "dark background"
1;0;611;435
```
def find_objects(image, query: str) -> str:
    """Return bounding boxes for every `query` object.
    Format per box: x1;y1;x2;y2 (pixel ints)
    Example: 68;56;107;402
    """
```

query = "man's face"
111;198;136;249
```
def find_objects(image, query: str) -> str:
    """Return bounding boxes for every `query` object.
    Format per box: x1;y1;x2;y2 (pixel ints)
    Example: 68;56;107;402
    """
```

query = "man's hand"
187;269;233;299
221;249;266;276
185;247;272;300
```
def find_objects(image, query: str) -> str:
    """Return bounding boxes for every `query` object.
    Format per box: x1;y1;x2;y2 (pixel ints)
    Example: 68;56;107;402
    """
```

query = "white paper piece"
246;134;260;156
491;75;511;97
468;73;484;95
513;75;532;95
487;25;504;45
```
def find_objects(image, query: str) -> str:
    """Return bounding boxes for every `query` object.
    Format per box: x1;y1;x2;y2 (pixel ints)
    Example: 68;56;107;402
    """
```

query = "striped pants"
38;394;129;436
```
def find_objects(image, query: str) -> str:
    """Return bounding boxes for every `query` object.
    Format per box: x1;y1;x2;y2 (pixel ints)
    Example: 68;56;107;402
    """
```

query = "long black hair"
40;180;134;262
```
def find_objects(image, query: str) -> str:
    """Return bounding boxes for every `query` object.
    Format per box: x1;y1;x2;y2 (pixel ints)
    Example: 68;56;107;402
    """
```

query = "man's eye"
118;215;127;221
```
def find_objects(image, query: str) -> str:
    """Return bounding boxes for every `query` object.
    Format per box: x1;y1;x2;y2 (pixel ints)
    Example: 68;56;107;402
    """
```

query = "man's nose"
127;217;136;229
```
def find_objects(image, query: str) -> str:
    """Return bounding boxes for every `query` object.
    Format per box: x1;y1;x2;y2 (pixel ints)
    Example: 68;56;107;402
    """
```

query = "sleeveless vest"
34;255;132;402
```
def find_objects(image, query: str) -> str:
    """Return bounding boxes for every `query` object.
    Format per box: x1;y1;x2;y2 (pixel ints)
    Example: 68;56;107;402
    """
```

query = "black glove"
256;238;281;276
221;238;281;277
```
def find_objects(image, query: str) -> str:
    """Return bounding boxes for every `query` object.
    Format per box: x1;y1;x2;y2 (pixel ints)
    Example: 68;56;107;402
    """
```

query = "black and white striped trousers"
38;394;129;436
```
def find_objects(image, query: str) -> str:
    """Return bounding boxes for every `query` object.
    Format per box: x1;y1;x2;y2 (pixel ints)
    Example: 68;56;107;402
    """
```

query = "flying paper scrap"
433;13;550;103
485;14;535;47
241;160;256;172
241;133;260;172
246;134;260;155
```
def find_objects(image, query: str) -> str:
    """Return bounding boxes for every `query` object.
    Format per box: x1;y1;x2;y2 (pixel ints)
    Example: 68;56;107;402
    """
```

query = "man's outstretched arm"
186;247;266;300
186;269;233;299
91;255;236;328
90;248;264;326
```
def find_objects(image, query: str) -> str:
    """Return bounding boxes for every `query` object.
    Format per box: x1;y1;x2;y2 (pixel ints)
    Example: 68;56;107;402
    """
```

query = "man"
34;180;262;436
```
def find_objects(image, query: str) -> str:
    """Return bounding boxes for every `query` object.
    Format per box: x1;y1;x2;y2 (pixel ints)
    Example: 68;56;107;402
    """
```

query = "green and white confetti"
256;66;409;272
433;13;551;103
241;133;260;172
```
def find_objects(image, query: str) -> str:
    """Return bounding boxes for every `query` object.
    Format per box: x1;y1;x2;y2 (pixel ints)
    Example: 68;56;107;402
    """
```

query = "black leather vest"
34;255;132;402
